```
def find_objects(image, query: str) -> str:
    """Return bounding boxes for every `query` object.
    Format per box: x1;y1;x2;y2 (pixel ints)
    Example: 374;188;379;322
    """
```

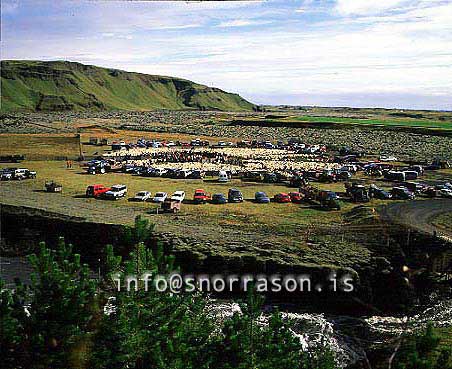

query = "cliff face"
0;60;255;112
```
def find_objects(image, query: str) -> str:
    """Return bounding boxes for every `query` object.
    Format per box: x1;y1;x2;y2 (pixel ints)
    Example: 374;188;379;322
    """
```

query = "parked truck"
345;182;370;203
299;185;341;210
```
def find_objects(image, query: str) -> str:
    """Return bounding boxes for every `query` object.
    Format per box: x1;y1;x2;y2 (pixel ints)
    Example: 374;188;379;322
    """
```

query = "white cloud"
217;19;271;28
335;0;410;15
3;0;452;109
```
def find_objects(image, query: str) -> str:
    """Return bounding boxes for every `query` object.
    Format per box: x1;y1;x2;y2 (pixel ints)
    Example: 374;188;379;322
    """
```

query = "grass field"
1;160;350;228
0;129;243;160
432;211;452;231
0;134;81;159
1;160;387;268
292;115;452;130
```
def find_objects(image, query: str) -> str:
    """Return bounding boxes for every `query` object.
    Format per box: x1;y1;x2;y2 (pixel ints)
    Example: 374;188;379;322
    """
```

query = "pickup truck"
104;184;127;200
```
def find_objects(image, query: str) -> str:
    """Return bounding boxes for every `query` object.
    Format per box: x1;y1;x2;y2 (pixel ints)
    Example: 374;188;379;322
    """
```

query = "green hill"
0;60;255;112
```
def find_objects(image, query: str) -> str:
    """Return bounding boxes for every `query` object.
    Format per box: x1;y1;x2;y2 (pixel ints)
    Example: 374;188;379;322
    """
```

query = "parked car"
171;190;186;202
403;171;419;181
123;164;137;173
0;168;14;181
380;155;398;162
177;169;192;179
188;170;203;179
289;192;303;203
152;168;168;177
228;188;243;203
274;193;291;203
384;171;405;181
391;186;415;200
439;188;452;198
211;193;228;204
87;160;108;174
153;192;168;203
421;186;438;198
401;181;426;194
318;190;341;210
132;191;151;202
218;170;229;182
86;184;111;198
4;168;36;180
345;183;370;202
369;185;392;200
104;184;128;200
255;191;270;203
193;189;211;204
409;165;424;175
19;168;37;179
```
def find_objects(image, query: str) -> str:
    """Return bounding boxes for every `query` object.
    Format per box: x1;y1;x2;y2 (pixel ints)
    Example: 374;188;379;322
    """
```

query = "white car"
440;188;452;198
153;168;168;177
132;191;151;201
171;190;185;202
218;170;229;183
153;192;168;203
104;184;127;200
380;155;398;162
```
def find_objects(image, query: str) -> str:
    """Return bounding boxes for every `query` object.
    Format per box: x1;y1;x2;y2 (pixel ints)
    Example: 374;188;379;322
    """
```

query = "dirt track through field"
379;199;452;241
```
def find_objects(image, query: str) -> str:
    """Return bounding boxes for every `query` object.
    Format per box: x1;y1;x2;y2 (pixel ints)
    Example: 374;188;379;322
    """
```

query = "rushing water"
207;297;452;368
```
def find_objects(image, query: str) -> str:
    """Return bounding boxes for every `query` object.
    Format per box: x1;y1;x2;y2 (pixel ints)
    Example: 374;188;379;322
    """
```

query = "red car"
193;189;211;204
273;193;291;203
86;184;111;198
289;192;303;203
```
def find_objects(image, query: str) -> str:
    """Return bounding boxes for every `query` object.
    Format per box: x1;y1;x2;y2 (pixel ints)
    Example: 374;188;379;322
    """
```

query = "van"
218;171;229;182
228;188;243;203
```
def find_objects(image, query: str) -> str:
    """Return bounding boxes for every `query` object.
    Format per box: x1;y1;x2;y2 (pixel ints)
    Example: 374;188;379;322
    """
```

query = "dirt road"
379;199;452;241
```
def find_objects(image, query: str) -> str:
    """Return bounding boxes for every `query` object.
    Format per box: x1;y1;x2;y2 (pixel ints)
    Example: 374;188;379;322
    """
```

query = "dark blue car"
211;193;227;204
255;191;270;203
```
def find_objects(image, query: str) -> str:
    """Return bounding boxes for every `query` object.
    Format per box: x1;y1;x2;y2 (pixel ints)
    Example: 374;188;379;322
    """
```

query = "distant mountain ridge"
0;60;255;112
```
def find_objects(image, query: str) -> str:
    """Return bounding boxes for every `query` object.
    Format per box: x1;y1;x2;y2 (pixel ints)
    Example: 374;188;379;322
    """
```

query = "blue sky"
2;0;452;110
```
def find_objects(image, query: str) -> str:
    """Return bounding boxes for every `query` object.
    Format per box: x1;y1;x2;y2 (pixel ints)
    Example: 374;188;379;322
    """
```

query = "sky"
1;0;452;110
